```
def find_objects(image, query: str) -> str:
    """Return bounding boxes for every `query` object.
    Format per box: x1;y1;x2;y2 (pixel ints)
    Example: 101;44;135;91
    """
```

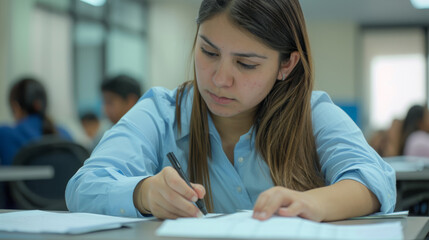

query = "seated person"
400;105;429;157
101;74;142;124
368;129;388;156
398;105;429;215
66;0;395;222
80;112;102;151
0;77;72;165
369;119;402;157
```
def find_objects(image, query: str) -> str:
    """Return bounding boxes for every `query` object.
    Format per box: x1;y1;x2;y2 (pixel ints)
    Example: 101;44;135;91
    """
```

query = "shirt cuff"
107;176;150;218
335;170;396;214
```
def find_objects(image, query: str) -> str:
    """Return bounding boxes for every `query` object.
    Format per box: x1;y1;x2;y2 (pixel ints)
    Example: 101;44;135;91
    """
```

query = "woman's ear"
277;51;300;81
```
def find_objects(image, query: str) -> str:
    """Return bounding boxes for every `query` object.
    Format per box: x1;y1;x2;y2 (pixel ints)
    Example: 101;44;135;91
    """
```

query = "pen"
166;152;208;215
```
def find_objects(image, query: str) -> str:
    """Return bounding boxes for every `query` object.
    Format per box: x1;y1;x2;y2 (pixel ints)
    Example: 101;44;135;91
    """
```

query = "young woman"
400;105;429;157
0;77;72;165
66;0;395;222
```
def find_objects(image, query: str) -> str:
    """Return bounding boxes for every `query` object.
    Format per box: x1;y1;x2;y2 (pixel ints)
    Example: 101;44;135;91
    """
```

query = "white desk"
0;210;428;240
0;166;54;181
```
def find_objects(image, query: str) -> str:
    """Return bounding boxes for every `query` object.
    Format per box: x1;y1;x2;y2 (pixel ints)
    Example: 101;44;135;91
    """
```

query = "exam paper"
156;211;403;240
0;210;148;234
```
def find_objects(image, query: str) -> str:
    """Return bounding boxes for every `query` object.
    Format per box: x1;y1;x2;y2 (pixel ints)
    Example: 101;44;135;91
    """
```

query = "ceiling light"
80;0;106;7
410;0;429;9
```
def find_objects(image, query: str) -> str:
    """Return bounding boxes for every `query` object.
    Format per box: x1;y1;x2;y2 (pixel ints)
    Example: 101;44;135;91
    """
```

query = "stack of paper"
0;210;147;234
156;211;403;240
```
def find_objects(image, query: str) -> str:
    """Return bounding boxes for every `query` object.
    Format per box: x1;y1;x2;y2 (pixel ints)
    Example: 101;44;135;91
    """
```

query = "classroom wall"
10;0;33;86
0;0;10;122
306;21;363;129
0;0;36;123
307;21;358;102
147;0;200;90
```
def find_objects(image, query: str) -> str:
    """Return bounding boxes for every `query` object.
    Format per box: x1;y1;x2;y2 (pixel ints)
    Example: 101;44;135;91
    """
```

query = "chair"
9;136;89;210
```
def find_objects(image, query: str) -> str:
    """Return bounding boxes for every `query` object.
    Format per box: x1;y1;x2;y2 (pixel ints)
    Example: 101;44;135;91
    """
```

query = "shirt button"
120;209;125;214
237;186;242;193
238;157;244;163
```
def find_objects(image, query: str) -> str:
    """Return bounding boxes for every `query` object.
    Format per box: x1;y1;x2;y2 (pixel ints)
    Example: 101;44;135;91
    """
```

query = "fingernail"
253;212;260;218
196;211;204;218
191;196;198;202
254;211;266;219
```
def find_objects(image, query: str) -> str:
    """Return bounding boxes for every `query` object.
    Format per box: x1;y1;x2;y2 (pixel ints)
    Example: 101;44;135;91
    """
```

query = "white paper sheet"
156;211;403;240
0;210;149;234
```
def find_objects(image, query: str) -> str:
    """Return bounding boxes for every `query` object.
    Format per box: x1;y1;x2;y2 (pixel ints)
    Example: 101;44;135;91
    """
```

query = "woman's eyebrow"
199;34;219;50
232;52;267;59
198;34;267;59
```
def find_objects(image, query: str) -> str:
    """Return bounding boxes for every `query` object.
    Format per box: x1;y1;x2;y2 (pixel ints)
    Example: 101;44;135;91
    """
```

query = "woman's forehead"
198;13;277;56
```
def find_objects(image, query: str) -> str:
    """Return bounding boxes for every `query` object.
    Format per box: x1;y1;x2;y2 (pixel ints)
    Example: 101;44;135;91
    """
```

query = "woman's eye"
238;61;258;70
201;47;218;57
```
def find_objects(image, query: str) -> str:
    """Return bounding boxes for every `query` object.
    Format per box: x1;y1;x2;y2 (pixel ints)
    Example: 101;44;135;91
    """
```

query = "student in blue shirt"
101;74;142;124
66;0;396;222
0;77;72;165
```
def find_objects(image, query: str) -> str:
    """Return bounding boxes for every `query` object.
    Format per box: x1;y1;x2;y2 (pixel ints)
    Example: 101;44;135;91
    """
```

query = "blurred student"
80;112;100;140
101;74;142;124
386;119;403;157
0;77;72;165
400;105;429;157
369;119;402;157
368;129;388;157
80;112;102;151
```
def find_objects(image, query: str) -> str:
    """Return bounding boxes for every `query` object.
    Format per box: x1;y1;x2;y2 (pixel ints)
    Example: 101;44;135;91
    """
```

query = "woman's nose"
212;59;233;88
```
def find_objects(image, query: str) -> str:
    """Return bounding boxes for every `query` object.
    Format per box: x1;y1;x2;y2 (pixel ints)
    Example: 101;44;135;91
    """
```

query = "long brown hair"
176;0;325;212
398;105;425;155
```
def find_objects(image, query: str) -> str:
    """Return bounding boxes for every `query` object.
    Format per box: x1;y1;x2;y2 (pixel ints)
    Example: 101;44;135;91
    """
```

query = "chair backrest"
10;136;89;210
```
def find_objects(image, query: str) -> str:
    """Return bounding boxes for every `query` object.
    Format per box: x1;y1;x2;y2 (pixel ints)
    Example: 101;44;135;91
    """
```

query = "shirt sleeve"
311;92;396;213
65;88;174;218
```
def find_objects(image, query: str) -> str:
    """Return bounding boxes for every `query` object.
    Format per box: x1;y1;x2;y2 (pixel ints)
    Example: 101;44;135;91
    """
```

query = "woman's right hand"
133;166;206;219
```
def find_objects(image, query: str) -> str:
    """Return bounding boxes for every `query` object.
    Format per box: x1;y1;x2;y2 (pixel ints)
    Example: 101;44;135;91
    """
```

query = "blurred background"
0;0;429;147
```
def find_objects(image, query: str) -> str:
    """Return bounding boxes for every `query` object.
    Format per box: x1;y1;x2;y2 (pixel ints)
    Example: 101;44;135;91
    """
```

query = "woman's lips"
208;91;234;104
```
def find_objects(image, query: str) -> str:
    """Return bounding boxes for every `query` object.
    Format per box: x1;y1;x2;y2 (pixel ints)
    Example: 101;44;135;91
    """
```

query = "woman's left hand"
252;186;326;222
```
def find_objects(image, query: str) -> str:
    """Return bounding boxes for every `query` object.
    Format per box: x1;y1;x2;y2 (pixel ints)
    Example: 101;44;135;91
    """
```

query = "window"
31;0;148;131
75;20;105;114
362;28;427;131
72;0;148;116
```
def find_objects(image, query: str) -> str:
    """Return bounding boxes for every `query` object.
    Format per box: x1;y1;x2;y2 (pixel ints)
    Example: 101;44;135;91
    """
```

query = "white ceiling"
299;0;429;25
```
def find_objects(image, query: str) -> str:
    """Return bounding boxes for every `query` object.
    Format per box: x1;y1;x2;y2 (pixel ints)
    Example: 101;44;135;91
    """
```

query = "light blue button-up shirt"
66;87;396;217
